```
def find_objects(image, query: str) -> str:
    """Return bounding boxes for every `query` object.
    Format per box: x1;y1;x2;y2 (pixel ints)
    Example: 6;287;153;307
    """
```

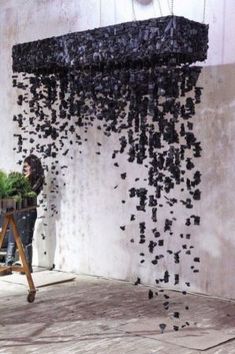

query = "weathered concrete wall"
195;64;235;298
0;0;234;299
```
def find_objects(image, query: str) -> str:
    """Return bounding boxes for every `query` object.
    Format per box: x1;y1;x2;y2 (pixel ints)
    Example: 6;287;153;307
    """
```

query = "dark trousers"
6;209;37;269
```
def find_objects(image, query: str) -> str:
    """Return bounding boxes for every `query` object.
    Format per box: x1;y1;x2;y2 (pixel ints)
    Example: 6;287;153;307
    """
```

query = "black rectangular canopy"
12;16;208;74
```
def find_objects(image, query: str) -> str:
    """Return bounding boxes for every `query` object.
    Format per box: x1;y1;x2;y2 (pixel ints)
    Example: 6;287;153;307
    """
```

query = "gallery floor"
0;272;234;354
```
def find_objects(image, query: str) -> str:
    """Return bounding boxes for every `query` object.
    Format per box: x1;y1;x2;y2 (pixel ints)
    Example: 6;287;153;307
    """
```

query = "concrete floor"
0;273;234;354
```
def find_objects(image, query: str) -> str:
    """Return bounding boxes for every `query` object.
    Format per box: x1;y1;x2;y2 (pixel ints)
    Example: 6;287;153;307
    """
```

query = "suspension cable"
202;0;206;23
132;0;137;21
156;0;163;17
152;0;157;17
99;0;102;26
167;0;174;15
114;0;117;23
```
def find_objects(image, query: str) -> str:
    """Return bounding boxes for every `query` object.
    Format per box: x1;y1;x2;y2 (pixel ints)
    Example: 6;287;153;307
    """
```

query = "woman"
5;154;44;273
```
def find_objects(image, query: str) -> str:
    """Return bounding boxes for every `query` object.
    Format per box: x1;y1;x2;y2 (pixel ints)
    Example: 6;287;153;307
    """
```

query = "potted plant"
6;172;32;209
0;170;34;212
0;170;8;198
0;170;15;212
13;195;22;210
7;172;31;196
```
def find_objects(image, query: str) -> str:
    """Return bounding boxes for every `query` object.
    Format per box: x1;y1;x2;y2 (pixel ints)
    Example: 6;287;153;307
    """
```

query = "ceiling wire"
156;0;163;17
129;0;205;23
202;0;206;23
99;0;102;26
171;0;174;15
152;0;157;17
114;0;117;24
132;0;137;21
167;0;174;15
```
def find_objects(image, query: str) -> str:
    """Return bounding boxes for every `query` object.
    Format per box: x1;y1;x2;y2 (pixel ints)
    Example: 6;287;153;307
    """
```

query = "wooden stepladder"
0;208;36;303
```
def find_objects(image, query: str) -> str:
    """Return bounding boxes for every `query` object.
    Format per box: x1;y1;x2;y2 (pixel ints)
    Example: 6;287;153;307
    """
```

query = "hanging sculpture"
12;15;209;331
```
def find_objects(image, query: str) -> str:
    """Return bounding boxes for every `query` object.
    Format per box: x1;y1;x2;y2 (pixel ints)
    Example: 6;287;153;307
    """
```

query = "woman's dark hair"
23;154;44;195
24;154;44;182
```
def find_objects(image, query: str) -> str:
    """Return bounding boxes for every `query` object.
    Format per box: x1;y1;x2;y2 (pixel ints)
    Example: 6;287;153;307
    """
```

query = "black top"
28;174;44;196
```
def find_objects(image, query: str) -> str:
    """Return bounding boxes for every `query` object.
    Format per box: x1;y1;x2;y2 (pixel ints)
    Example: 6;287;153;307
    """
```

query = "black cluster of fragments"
12;16;209;332
12;16;208;73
